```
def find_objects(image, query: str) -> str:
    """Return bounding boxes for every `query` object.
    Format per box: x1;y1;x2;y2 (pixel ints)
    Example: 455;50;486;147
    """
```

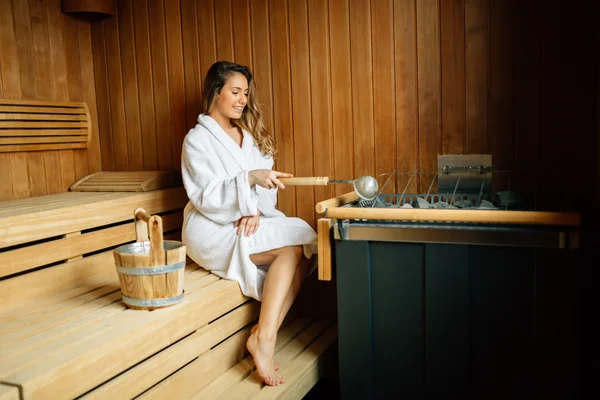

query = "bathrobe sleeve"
254;154;284;217
181;135;259;224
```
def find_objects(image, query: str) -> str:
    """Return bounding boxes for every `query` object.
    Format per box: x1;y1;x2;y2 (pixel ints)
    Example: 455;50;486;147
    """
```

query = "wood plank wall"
90;0;597;227
0;0;101;201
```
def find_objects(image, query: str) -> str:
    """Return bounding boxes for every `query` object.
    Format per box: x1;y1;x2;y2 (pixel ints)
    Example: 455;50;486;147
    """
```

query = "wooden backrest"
0;98;91;152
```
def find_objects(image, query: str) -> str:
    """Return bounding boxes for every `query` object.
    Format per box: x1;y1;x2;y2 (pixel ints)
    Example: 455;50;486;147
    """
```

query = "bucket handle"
134;208;165;266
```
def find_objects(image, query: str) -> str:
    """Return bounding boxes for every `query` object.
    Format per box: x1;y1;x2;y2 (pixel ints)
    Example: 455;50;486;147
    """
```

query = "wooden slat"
325;206;581;226
12;0;37;99
69;171;182;191
27;152;47;196
81;301;259;399
0;99;84;107
270;0;295;217
416;0;441;193
465;0;489;153
149;0;172;171
190;317;314;399
133;1;157;171
214;0;234;61
250;0;274;137
317;218;332;281
372;0;397;193
0;271;216;364
0;136;87;144
289;0;315;230
0;384;19;400
232;0;252;68
117;0;143;172
0;251;117;305
0;105;85;114
0;211;182;278
77;19;102;173
9;153;30;198
441;0;466;155
140;325;251;400
329;0;354;197
0;120;87;128
197;0;216;86
63;13;83;102
181;0;201;132
489;0;516;194
0;129;87;137
91;19;115;171
43;151;63;194
0;0;22;100
252;325;338;400
47;0;69;101
2;279;248;399
218;319;332;400
165;0;186;171
308;0;334;205
104;10;129;171
0;113;87;120
30;0;52;100
0;271;217;365
0;290;122;352
349;0;374;180
0;187;187;248
59;149;76;191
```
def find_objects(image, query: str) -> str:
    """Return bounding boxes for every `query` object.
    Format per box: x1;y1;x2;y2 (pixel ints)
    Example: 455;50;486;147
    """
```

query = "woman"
181;61;317;386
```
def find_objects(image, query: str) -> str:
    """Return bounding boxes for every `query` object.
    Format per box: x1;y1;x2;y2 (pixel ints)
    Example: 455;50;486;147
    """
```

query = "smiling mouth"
233;107;244;112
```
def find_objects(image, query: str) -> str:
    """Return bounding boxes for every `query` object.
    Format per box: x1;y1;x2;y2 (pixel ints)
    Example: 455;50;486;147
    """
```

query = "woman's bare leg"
251;255;311;333
247;245;303;386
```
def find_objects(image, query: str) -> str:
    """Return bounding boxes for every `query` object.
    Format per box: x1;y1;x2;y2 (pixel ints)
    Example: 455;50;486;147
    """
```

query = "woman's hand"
234;215;260;236
248;169;292;190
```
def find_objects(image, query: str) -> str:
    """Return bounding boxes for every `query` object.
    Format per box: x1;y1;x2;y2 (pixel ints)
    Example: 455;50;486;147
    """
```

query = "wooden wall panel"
85;0;595;226
416;0;441;193
394;0;418;195
308;0;334;204
269;0;295;217
329;0;354;196
133;2;157;171
349;0;374;181
117;0;143;171
148;0;172;170
372;0;396;193
0;0;101;201
441;0;466;155
289;0;315;228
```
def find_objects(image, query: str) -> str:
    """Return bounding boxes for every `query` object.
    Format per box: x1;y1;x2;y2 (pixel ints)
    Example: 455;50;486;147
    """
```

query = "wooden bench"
0;187;337;399
0;99;92;153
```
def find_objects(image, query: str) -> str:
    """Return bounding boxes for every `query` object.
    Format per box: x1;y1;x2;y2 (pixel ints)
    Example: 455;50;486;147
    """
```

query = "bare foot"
251;324;280;370
246;331;284;386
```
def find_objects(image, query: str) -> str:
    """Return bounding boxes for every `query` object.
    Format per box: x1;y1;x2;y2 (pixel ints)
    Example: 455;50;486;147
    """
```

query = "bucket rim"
114;240;185;255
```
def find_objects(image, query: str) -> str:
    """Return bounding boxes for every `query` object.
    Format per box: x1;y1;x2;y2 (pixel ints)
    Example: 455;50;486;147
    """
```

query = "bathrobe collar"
199;114;255;170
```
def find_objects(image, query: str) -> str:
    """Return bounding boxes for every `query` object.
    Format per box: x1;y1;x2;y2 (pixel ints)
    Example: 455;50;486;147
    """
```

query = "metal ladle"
279;175;379;201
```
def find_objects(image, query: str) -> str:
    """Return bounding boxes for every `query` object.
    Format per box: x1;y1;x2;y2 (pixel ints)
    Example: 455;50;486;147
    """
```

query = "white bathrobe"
181;114;318;300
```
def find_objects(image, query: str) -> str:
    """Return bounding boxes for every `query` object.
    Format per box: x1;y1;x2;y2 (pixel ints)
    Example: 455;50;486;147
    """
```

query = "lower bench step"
140;317;337;399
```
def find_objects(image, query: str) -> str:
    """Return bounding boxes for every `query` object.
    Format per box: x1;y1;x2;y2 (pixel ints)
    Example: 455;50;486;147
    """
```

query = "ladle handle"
279;177;329;186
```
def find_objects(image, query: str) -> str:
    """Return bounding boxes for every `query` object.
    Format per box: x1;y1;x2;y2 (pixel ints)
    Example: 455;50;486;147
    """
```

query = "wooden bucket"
113;208;186;310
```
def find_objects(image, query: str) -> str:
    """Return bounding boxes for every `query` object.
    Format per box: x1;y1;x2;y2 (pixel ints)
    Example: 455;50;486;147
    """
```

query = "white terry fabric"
181;114;317;300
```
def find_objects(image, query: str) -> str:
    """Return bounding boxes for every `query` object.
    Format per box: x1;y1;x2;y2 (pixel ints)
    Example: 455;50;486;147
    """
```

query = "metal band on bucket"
121;291;185;308
116;260;186;276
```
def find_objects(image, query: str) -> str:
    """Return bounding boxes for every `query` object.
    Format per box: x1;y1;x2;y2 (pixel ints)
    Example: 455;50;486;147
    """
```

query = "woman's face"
212;72;248;121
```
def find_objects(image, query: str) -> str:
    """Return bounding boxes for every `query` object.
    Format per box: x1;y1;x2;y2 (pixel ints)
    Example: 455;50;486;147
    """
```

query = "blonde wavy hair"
201;61;277;157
